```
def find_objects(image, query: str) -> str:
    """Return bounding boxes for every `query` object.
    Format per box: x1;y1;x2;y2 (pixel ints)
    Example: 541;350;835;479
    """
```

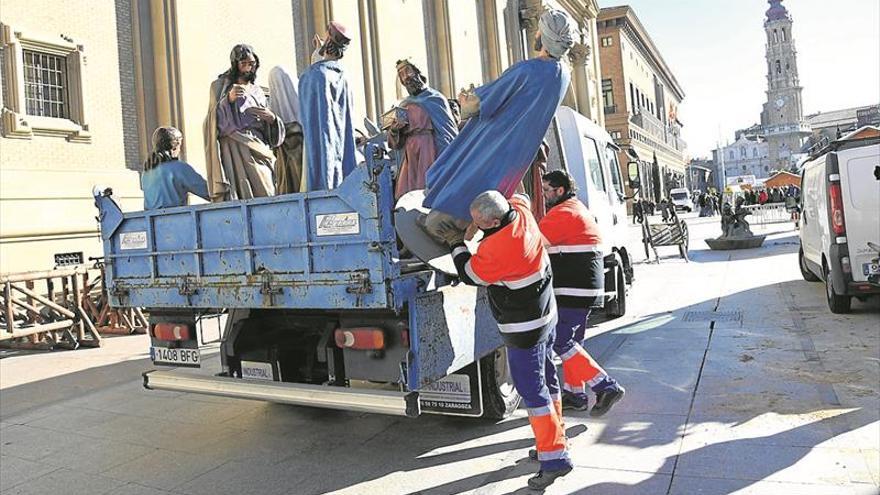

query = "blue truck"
95;140;519;419
94;107;633;419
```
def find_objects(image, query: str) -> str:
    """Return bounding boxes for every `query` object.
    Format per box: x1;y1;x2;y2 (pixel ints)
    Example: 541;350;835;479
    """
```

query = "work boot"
561;391;589;411
590;385;625;417
527;467;573;490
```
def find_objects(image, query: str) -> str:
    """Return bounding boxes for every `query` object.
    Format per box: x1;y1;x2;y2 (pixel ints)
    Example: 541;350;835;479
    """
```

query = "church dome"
766;0;790;22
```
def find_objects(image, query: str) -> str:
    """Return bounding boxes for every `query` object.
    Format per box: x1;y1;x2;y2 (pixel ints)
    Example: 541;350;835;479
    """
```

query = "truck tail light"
841;256;851;274
829;183;846;235
152;323;192;341
335;327;385;350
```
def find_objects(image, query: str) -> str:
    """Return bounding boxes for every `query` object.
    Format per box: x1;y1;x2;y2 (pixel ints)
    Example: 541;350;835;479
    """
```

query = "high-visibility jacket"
451;196;556;348
539;195;604;309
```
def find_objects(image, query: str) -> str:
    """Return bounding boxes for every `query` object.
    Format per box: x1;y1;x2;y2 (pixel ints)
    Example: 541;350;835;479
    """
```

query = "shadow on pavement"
1;274;876;494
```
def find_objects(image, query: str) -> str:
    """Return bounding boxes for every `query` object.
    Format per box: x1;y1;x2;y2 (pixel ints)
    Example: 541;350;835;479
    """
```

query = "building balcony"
630;110;687;153
604;104;618;114
763;122;812;136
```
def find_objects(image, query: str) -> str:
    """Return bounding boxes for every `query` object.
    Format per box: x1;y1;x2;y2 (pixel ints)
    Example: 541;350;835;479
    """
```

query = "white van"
798;126;880;313
544;106;634;317
669;187;694;212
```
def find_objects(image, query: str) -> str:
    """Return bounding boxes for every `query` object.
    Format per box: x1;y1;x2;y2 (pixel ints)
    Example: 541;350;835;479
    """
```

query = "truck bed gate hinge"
346;270;373;295
259;271;283;305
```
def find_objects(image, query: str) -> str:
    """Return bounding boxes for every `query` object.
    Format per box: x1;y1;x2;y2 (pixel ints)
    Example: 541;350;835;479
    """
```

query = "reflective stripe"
554;287;604;297
560;346;581;362
527;405;554;417
499;258;550;289
546;244;604;254
537;448;570;461
451;246;469;258
500;268;545;289
498;309;556;334
464;259;489;285
562;383;586;394
587;373;608;388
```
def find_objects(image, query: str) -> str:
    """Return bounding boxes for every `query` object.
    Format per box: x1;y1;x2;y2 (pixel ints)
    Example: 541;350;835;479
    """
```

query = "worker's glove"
420;210;469;246
442;226;466;247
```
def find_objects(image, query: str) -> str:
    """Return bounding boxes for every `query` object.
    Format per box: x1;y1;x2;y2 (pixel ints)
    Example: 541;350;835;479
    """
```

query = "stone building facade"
1;0;604;274
713;134;771;186
597;5;686;205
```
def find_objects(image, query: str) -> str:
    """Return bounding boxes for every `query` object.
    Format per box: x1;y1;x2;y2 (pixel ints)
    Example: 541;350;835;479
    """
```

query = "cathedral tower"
760;0;810;168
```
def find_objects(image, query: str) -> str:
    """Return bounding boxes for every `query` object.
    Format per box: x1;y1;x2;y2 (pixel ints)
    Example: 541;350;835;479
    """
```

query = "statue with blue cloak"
420;10;579;244
298;21;357;191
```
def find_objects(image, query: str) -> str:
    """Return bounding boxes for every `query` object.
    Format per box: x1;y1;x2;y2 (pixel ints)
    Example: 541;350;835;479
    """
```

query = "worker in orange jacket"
539;170;625;414
446;190;571;490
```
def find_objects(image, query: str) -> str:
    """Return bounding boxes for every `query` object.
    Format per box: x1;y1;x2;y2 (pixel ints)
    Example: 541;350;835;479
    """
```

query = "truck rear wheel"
480;348;521;420
605;266;627;318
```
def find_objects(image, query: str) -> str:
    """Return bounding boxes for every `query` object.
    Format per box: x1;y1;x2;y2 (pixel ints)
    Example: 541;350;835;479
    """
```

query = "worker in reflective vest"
447;191;571;490
539;170;625;415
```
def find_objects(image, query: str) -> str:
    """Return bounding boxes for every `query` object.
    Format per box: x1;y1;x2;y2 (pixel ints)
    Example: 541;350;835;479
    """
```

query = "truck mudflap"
143;370;420;417
408;284;504;391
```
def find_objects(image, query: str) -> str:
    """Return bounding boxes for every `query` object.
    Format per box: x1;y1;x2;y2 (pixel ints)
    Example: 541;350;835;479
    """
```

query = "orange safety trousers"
560;344;607;394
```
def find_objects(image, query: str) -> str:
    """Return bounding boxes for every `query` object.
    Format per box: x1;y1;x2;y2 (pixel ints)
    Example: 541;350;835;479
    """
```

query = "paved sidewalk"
1;218;877;495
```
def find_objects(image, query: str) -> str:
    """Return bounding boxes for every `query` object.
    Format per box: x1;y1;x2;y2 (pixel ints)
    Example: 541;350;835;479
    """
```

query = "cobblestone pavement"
1;215;878;495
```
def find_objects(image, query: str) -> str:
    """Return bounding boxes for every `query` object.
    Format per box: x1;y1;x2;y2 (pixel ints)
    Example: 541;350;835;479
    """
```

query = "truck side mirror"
627;161;640;190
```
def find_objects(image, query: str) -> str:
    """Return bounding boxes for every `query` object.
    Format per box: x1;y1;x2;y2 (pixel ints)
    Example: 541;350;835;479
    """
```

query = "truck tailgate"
96;161;398;309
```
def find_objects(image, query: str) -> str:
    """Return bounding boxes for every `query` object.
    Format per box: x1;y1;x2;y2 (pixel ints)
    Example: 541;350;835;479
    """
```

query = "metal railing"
743;202;794;226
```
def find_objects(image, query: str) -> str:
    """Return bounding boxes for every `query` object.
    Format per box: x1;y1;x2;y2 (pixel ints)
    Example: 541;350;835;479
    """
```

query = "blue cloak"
298;60;357;191
423;58;570;221
402;87;458;155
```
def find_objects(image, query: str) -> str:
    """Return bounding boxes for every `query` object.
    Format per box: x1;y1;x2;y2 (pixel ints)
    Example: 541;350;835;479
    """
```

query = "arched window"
729;150;735;160
773;29;778;42
775;60;782;74
781;28;786;41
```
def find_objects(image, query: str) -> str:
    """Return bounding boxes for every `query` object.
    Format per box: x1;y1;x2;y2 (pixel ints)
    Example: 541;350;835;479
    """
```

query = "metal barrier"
0;262;147;350
743;203;794;226
1;266;102;349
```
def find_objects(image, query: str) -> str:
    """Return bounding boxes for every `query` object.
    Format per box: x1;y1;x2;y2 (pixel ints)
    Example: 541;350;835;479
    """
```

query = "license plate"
150;346;200;367
241;360;276;381
419;373;472;404
864;262;880;276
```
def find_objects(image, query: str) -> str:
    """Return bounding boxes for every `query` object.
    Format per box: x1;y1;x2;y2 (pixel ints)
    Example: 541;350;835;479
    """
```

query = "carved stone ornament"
568;43;591;66
519;5;543;31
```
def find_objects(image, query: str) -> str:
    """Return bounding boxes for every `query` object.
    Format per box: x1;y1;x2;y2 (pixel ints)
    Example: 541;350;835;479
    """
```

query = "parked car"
669;188;694;212
798;126;880;313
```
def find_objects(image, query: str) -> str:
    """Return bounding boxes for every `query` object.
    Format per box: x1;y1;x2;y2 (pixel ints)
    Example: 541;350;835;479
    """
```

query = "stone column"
519;0;542;60
476;0;503;81
424;0;455;97
568;40;592;119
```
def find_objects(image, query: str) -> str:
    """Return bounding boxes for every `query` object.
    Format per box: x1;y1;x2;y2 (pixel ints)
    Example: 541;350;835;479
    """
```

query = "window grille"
23;49;69;119
54;251;84;267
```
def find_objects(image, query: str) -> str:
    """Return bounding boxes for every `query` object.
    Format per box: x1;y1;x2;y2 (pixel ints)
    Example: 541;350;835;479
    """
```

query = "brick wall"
114;0;142;171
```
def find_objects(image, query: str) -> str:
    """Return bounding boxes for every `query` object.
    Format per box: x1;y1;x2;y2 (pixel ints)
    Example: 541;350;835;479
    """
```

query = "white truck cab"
798;126;880;313
546;106;634;317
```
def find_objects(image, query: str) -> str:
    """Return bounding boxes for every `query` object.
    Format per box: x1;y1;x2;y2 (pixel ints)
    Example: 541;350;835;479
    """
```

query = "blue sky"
604;0;880;156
